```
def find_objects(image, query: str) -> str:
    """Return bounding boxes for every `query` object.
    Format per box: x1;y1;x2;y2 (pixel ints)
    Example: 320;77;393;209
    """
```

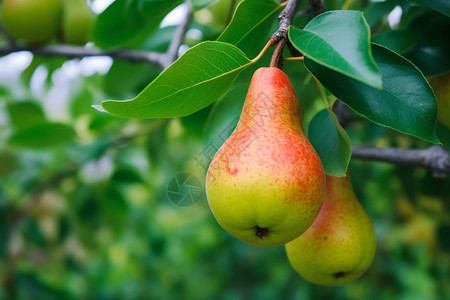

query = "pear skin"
428;72;450;128
1;0;62;45
62;0;95;45
206;67;325;247
285;174;376;285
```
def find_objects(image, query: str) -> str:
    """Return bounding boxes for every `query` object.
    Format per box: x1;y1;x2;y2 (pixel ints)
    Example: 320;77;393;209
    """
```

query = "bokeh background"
0;0;449;299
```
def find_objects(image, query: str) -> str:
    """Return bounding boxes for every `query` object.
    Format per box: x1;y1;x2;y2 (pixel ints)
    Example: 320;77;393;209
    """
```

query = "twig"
0;45;166;67
162;1;193;68
270;37;286;68
352;145;450;178
273;0;302;41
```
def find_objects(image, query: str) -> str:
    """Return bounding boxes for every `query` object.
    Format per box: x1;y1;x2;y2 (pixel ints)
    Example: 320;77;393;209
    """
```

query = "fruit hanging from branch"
285;173;376;286
206;67;325;247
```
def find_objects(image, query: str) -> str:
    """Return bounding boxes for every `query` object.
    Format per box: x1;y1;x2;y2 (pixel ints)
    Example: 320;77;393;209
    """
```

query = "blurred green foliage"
0;0;449;299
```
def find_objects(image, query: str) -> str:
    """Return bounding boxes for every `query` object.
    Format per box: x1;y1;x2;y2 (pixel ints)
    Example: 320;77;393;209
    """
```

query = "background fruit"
285;174;376;286
206;67;325;247
428;72;450;128
0;0;62;44
194;0;244;33
62;0;95;45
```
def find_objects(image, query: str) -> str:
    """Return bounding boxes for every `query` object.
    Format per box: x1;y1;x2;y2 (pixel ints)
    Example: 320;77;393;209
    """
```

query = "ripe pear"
0;0;62;45
285;174;376;286
62;0;95;45
428;72;450;128
206;67;325;247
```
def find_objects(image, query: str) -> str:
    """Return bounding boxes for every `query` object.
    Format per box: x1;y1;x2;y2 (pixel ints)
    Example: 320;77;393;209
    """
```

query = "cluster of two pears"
205;67;376;286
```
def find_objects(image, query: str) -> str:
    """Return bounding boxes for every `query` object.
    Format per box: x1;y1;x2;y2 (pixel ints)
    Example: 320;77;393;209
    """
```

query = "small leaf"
91;0;183;49
9;123;76;148
102;41;253;119
408;0;450;16
7;101;46;130
305;44;439;143
288;10;382;88
308;109;351;177
218;0;282;57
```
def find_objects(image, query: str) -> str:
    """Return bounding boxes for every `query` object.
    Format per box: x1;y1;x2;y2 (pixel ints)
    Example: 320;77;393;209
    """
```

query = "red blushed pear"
206;67;325;247
285;174;376;286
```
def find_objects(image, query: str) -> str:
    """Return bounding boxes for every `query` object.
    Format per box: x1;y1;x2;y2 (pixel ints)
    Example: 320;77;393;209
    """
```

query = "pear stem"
270;38;286;68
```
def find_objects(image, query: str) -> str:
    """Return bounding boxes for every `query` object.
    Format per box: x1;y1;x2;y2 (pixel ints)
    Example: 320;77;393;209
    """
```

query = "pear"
0;0;62;45
285;173;376;286
206;67;325;247
428;72;450;128
62;0;95;45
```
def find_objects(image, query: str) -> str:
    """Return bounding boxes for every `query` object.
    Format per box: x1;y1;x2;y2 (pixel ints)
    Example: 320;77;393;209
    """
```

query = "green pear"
206;67;325;247
0;0;62;45
285;173;376;285
428;72;450;128
194;0;243;33
62;0;95;45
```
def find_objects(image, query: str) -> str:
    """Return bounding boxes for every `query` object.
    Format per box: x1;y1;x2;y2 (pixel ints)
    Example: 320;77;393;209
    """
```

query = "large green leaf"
91;0;183;49
308;108;351;177
288;10;382;88
408;0;450;16
217;0;282;57
404;11;450;76
9;123;76;148
372;30;420;54
101;41;253;118
305;44;440;143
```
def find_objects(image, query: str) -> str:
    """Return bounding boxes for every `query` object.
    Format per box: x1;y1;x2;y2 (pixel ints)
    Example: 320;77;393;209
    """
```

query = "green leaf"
308;109;351;177
372;30;420;54
408;0;450;16
190;0;218;10
102;41;253;119
217;0;282;57
9;123;76;148
288;10;382;88
404;11;450;76
305;44;440;143
7;101;46;130
91;0;183;49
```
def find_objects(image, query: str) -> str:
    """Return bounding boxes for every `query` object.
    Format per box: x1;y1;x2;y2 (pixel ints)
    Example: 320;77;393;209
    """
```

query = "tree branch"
352;145;450;178
0;45;167;67
162;1;193;68
273;0;302;41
